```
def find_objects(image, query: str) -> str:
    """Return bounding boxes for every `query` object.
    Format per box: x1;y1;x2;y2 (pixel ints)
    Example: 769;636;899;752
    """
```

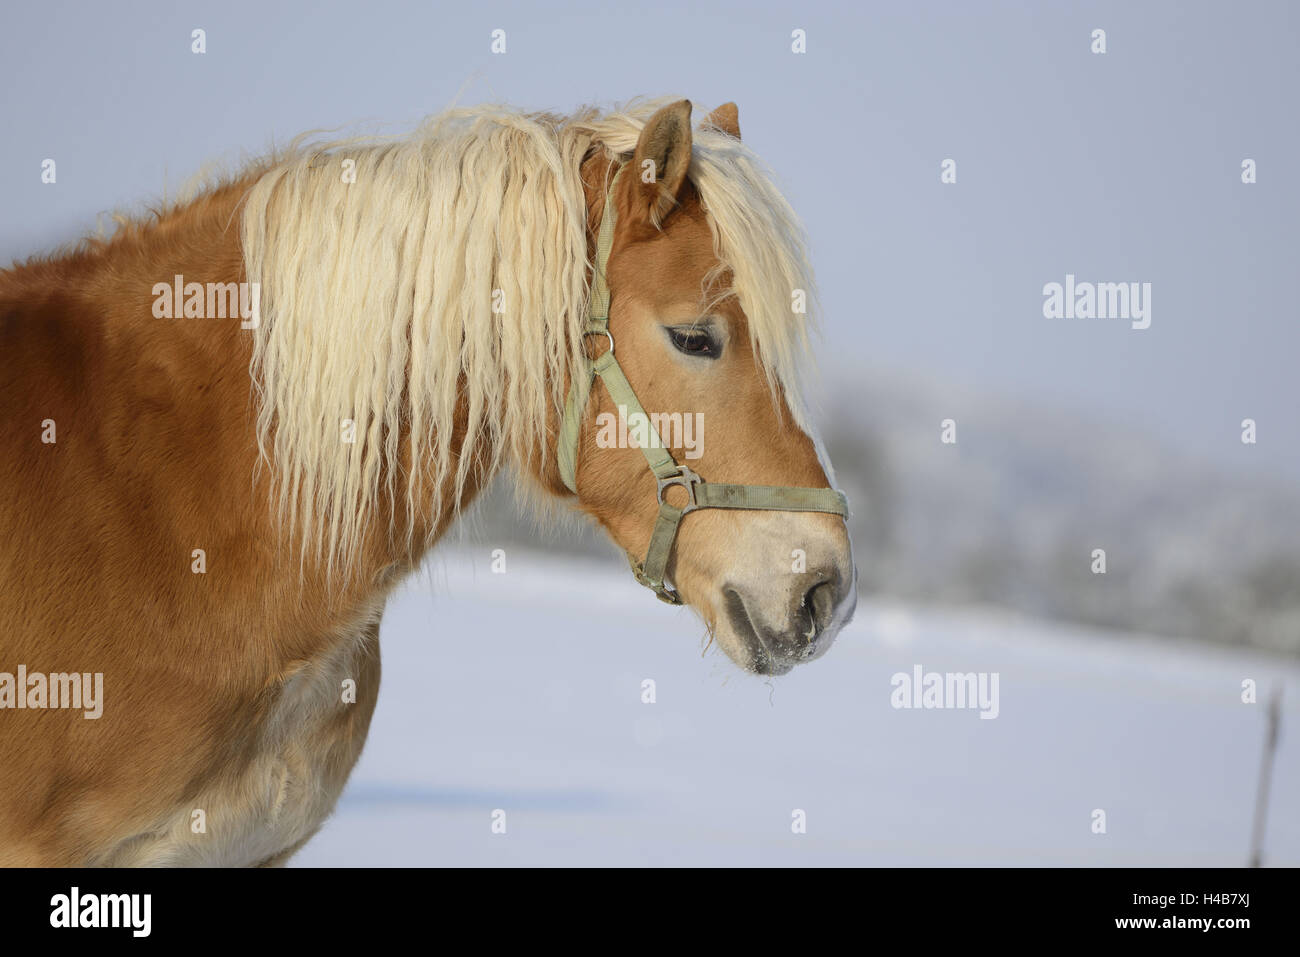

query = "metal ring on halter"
583;328;614;356
656;466;702;514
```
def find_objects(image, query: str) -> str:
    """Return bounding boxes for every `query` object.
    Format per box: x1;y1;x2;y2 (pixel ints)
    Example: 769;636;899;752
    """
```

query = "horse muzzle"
721;566;857;675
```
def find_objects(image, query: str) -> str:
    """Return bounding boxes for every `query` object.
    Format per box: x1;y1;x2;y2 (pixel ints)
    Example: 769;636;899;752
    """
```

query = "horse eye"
667;327;719;359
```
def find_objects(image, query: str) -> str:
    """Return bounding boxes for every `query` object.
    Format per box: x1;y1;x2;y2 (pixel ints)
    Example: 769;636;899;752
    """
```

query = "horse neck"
526;150;617;498
8;177;494;642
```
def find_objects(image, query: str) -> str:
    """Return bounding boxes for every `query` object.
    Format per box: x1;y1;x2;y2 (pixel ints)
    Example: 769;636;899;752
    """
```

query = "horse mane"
239;98;820;573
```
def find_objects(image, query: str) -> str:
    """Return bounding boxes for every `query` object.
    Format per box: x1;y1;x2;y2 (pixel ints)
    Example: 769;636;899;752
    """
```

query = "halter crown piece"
557;165;850;604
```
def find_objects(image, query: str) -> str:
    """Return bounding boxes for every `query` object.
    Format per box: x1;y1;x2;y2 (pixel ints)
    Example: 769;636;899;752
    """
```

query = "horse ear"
702;102;740;139
629;100;693;228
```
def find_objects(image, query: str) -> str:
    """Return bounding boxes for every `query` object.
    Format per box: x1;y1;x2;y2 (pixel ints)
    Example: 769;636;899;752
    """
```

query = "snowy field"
294;546;1299;867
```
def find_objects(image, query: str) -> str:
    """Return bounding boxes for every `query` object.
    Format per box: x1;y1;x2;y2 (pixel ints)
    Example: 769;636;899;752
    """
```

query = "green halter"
557;166;849;604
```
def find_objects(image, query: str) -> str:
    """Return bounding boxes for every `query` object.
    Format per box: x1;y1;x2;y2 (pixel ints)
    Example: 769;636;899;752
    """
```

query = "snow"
292;546;1299;866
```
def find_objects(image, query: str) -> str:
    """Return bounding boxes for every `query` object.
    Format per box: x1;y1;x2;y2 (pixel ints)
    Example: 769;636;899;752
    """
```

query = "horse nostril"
799;580;837;644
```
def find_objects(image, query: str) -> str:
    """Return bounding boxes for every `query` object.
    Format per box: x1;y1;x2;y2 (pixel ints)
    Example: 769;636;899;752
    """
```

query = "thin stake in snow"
1249;684;1282;867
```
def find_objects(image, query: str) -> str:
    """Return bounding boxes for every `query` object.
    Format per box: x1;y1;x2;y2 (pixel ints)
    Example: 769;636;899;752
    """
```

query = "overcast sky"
3;0;1296;479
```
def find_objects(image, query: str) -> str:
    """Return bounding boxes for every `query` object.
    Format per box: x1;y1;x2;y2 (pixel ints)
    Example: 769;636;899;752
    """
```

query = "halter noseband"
557;166;849;605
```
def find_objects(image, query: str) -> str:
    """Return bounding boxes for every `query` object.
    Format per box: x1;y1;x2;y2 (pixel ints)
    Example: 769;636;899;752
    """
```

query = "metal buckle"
656;466;702;514
653;584;684;605
583;327;614;357
629;556;685;605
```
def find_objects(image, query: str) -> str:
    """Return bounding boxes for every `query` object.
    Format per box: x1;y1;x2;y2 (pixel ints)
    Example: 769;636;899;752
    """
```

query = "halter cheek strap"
557;165;849;605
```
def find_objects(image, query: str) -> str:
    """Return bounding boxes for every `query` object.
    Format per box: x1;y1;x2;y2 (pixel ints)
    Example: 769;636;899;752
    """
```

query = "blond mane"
240;98;820;572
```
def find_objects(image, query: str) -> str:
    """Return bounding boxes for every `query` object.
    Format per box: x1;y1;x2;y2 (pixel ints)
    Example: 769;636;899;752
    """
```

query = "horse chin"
705;589;818;677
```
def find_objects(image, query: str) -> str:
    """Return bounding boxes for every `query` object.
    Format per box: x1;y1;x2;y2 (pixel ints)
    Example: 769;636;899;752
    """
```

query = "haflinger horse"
0;98;854;866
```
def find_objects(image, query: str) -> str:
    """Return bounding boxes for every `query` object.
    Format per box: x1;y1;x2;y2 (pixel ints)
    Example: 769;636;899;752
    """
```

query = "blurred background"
2;0;1296;864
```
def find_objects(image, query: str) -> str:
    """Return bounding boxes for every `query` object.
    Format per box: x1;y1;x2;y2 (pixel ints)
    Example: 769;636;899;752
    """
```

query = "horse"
0;98;855;866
